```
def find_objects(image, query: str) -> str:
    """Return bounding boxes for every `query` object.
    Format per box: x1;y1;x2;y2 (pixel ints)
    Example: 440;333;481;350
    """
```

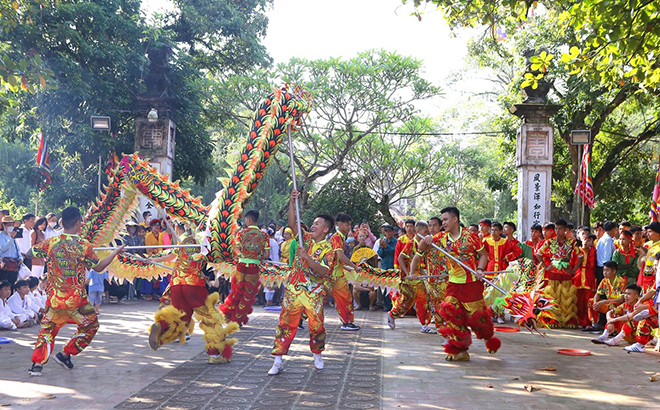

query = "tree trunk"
377;196;397;226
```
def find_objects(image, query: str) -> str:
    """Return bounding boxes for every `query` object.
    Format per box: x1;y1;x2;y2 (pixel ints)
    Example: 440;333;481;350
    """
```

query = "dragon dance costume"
219;225;270;326
433;228;500;361
149;234;238;363
536;237;580;328
389;239;431;326
30;234;101;365
272;230;335;356
327;230;354;324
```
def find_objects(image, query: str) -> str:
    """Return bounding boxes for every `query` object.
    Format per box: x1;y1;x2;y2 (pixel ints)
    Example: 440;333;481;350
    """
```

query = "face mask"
48;222;56;228
5;226;14;233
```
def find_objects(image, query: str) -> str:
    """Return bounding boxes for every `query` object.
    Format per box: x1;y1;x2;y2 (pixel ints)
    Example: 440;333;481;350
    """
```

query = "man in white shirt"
8;279;36;325
16;213;35;262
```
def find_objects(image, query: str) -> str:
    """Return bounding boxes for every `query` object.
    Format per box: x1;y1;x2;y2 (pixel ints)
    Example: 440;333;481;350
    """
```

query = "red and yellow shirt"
170;234;206;287
596;275;626;300
32;234;99;310
536;237;579;274
434;228;483;284
234;226;270;265
330;230;346;279
288;230;336;293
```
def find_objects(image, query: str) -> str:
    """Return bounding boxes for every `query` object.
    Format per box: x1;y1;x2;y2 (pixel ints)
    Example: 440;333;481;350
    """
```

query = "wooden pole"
287;125;304;248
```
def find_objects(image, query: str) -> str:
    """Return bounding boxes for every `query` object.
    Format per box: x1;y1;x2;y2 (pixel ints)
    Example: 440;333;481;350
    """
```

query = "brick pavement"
1;300;659;410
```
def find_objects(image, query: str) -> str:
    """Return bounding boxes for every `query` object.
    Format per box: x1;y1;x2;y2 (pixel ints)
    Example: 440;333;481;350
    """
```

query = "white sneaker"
387;314;395;329
591;334;608;344
497;317;505;324
420;325;436;334
624;342;646;353
314;354;324;370
604;337;621;346
267;362;283;375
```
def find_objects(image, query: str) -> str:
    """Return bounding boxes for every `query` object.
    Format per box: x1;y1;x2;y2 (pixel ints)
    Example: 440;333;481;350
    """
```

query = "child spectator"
0;280;24;330
8;279;37;326
25;276;45;319
86;269;108;314
601;284;642;346
586;261;625;331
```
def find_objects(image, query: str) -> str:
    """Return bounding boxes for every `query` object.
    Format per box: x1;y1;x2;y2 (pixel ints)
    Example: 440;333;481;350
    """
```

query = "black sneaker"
298;321;305;330
340;323;361;331
28;363;43;376
54;352;74;370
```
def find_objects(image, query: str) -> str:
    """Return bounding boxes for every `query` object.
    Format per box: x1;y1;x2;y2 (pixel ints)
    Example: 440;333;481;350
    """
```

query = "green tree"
346;118;453;225
302;177;381;231
0;0;272;213
420;7;660;224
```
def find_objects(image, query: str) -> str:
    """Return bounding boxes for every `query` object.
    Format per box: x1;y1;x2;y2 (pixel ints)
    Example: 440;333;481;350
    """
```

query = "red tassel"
221;344;233;359
468;309;494;340
439;301;468;327
439;327;472;354
485;337;501;353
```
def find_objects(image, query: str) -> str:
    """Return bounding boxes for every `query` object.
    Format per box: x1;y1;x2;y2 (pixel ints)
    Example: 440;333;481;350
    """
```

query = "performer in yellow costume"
269;190;336;375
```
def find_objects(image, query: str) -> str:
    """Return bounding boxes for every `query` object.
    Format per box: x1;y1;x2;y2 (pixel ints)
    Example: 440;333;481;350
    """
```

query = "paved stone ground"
1;300;659;410
115;309;382;410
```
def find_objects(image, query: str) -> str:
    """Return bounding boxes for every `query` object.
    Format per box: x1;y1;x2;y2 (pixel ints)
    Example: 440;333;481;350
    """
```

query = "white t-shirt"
16;226;33;255
269;238;280;262
8;292;35;319
0;298;15;321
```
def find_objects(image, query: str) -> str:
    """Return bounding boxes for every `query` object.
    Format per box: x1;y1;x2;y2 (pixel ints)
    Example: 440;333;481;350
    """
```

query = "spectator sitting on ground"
0;280;24;330
586;261;626;332
8;279;37;326
600;284;642;346
25;276;45;319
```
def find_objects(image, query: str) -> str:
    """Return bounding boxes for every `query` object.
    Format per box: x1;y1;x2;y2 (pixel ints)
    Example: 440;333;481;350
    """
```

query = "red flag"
650;155;660;221
574;144;595;209
35;131;51;190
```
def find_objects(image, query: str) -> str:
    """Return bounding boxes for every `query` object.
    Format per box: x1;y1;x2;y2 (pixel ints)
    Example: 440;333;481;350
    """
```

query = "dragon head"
503;290;555;335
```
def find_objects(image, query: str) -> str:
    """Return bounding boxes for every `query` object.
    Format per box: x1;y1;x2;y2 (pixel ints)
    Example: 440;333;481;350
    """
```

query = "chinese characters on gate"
527;171;546;226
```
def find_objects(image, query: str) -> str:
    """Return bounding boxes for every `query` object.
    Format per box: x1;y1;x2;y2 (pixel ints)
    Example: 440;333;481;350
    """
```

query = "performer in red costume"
393;219;415;269
26;207;124;376
327;213;361;331
573;233;597;328
535;219;582;328
389;221;433;333
219;210;269;326
419;207;500;362
412;216;447;331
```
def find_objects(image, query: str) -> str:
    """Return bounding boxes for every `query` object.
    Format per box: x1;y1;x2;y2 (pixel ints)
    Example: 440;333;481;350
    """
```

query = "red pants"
272;285;326;355
326;275;354;324
439;281;500;357
576;289;594;328
219;263;261;325
636;304;659;345
171;285;209;322
32;303;99;365
389;280;431;326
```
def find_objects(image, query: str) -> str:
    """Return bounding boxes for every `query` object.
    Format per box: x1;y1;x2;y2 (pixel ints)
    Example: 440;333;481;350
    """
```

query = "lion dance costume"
432;228;501;361
536;237;580;328
148;234;239;363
